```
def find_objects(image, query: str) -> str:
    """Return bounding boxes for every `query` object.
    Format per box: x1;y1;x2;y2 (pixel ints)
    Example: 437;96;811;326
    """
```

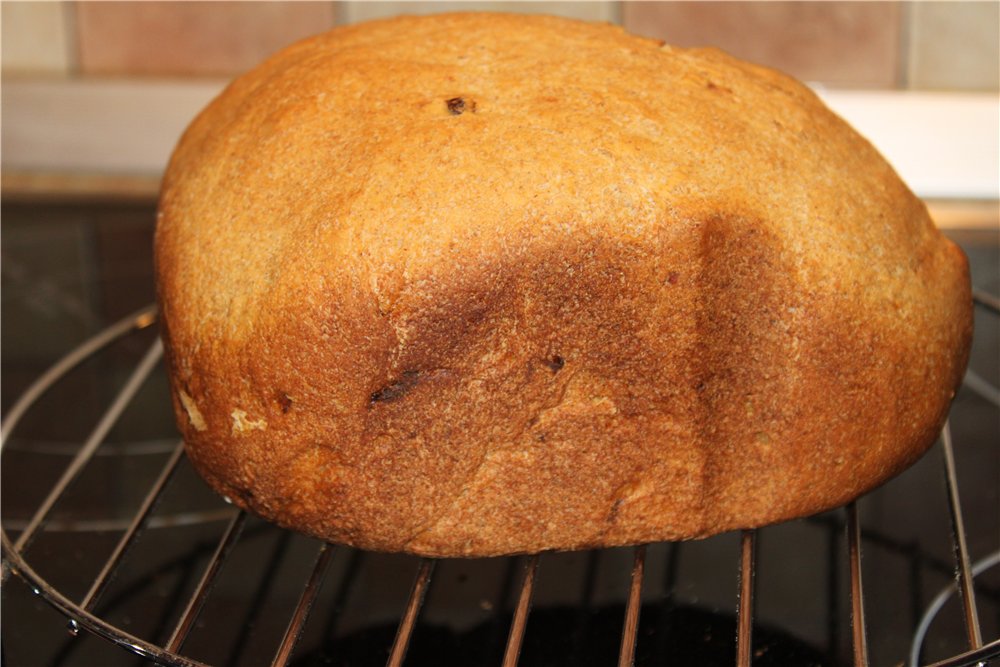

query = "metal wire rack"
2;296;999;667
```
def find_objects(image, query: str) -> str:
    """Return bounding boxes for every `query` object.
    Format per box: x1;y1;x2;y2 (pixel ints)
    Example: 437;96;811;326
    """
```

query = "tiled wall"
2;1;998;90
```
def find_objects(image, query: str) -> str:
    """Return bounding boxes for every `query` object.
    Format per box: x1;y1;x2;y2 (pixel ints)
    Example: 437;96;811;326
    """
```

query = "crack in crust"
369;370;422;404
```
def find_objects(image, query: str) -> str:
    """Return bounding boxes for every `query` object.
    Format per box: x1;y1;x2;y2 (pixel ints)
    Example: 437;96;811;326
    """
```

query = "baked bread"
155;13;972;557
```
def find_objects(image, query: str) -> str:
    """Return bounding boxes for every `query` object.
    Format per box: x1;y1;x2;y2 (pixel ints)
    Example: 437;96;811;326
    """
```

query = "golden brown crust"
155;13;972;556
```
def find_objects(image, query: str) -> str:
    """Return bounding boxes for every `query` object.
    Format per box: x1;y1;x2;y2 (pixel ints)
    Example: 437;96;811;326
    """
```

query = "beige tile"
1;2;72;75
339;1;618;25
76;2;337;76
907;1;999;91
622;1;902;88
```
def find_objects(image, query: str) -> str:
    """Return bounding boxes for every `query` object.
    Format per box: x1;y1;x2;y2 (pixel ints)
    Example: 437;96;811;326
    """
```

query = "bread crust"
155;13;972;556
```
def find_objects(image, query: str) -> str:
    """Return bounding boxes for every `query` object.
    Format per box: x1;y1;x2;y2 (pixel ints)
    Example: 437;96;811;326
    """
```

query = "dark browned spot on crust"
277;391;293;413
706;81;733;94
370;370;422;404
446;97;476;115
608;497;624;523
543;354;565;373
231;485;255;505
666;271;680;285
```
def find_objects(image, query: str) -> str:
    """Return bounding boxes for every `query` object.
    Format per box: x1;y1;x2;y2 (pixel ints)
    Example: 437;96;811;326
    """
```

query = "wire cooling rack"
3;296;999;667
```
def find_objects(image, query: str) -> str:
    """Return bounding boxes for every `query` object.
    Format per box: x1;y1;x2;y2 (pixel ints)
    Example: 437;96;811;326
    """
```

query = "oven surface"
2;200;998;666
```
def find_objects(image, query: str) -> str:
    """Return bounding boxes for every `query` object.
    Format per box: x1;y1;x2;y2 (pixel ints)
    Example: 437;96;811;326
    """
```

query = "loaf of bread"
155;13;972;557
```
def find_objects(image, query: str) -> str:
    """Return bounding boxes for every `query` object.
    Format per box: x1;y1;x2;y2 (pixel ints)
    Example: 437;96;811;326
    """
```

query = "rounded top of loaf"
157;12;938;339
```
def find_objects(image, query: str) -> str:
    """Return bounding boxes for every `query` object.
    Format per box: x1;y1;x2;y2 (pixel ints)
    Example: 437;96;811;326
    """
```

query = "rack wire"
2;298;999;667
